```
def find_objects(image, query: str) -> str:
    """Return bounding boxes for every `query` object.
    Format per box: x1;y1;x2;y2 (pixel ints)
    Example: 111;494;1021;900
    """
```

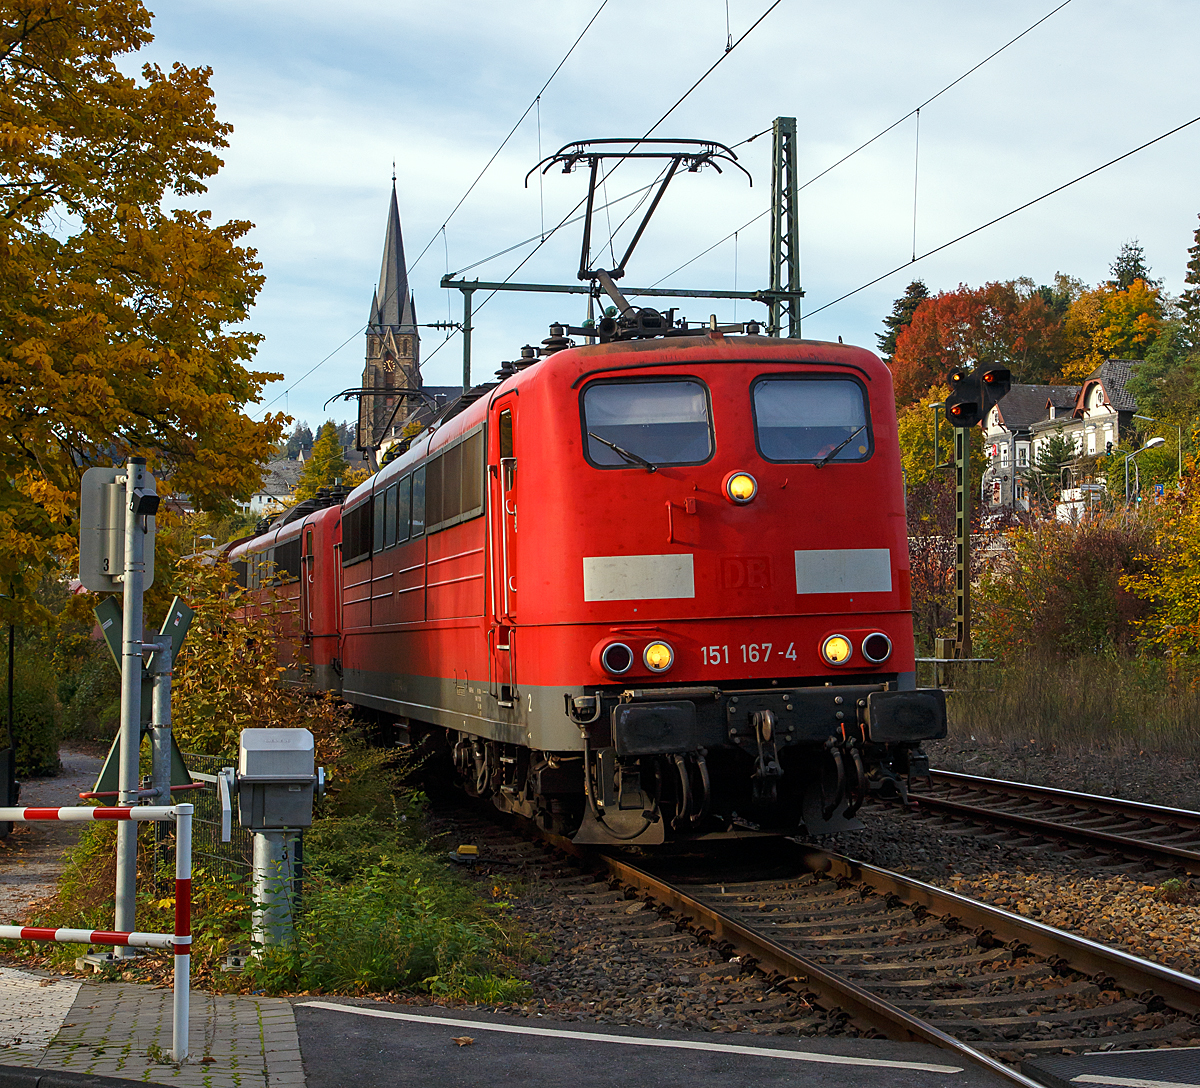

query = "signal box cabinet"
237;728;316;830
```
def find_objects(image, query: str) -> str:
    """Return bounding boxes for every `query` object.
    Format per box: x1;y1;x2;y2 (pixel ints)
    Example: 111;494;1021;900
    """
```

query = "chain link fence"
151;753;304;912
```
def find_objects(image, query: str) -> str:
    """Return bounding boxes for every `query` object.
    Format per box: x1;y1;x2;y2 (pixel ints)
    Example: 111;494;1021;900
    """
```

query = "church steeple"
359;177;421;463
369;179;416;330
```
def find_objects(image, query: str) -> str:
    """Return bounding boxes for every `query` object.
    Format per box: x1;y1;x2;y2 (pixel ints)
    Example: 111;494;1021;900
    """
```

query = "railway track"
596;845;1200;1087
908;769;1200;877
436;788;1200;1086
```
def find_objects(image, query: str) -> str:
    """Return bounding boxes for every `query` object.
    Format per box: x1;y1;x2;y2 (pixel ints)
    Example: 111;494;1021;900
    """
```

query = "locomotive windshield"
752;377;872;463
582;379;712;467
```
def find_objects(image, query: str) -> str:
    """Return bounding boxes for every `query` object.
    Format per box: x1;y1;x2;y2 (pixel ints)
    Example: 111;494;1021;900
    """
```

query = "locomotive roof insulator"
539;324;573;356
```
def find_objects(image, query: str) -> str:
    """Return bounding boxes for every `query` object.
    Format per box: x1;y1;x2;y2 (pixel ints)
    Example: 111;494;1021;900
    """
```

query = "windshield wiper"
588;432;657;472
814;424;867;468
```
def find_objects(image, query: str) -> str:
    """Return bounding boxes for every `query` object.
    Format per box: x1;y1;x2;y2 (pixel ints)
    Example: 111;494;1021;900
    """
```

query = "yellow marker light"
724;471;758;505
821;634;853;665
643;641;674;672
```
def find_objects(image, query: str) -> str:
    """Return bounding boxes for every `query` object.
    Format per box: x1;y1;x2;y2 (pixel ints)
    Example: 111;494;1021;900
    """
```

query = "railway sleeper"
934;997;1148;1030
892;981;1100;1013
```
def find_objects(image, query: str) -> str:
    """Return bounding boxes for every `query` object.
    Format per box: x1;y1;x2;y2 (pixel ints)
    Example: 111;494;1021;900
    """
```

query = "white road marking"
0;966;81;1050
1073;1076;1200;1088
299;1001;963;1072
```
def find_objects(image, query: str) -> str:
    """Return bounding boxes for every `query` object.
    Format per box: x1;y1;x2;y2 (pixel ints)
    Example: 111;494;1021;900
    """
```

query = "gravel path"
0;749;105;923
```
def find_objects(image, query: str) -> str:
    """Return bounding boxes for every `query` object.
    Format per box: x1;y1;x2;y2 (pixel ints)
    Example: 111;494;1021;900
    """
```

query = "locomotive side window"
342;498;374;565
411;466;426;537
273;538;301;583
383;483;398;548
232;559;248;588
581;379;712;467
460;430;484;517
751;377;872;463
396;475;412;543
373;492;386;554
442;442;463;523
422;428;486;534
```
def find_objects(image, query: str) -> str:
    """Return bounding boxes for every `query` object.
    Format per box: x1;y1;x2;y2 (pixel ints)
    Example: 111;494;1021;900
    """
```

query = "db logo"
721;556;771;589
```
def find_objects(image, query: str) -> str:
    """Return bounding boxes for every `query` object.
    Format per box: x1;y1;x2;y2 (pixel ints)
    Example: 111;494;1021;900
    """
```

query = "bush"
4;662;60;777
976;512;1154;659
244;851;530;1000
56;640;120;742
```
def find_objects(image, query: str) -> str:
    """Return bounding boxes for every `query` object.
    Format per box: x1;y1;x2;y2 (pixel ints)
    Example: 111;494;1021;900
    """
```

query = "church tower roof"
370;179;416;329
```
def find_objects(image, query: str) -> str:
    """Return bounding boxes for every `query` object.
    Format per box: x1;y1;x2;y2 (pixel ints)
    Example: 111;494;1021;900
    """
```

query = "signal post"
941;365;1011;663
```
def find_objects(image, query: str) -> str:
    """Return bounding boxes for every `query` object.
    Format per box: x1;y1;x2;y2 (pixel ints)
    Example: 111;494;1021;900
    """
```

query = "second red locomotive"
230;325;945;844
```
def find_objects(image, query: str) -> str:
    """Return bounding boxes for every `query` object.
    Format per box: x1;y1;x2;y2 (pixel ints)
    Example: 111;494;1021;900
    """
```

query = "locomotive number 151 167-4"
701;642;799;666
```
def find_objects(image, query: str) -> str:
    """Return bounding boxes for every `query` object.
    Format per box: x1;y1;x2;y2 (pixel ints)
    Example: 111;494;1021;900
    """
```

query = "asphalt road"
294;999;1015;1088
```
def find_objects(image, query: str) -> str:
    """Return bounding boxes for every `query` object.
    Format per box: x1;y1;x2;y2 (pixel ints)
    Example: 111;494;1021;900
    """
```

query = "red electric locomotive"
230;325;945;845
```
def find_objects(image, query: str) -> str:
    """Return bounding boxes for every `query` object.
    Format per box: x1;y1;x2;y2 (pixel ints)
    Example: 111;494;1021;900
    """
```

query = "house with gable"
981;383;1079;510
981;360;1142;515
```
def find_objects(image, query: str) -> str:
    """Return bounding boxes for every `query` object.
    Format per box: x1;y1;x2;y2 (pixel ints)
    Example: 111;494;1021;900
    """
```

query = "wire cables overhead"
407;0;611;277
803;109;1200;319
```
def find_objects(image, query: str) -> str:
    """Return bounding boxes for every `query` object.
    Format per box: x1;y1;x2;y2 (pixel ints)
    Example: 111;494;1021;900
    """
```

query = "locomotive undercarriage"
437;678;945;846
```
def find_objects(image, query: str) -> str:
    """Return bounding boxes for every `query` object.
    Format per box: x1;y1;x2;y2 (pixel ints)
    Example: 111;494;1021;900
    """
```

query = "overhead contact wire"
653;0;1075;291
804;110;1200;319
407;0;611;276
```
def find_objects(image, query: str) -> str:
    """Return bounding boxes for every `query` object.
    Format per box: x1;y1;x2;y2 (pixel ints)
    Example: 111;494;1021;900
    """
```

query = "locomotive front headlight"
821;634;853;665
643;641;674;672
724;471;757;505
862;632;892;664
601;642;634;675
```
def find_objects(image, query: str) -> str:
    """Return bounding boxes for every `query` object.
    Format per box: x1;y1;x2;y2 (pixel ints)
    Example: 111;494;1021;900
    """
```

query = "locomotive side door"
301;526;314;642
489;397;518;706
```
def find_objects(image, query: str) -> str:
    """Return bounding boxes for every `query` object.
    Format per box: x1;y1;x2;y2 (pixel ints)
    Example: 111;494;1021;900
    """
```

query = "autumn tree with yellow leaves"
0;0;286;621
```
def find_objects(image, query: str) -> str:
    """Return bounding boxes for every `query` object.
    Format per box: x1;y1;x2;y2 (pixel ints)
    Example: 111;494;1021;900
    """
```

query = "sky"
142;0;1200;435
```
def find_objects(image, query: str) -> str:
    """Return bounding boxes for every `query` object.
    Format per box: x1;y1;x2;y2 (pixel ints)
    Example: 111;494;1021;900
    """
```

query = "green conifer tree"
877;280;929;361
1180;214;1200;328
294;421;351;501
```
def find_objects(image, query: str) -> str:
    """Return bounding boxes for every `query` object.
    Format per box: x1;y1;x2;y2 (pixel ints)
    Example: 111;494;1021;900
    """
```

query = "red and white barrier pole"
173;803;192;1062
0;805;179;822
0;803;192;1062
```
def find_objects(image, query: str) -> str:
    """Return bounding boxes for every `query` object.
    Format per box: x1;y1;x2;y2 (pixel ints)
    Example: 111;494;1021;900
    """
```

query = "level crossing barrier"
0;802;193;1062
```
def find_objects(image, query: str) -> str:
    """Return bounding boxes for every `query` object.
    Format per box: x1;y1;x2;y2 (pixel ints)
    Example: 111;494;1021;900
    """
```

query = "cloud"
141;0;1200;427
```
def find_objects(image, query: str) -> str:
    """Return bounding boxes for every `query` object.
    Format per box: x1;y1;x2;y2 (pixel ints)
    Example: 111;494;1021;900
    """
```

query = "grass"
948;654;1200;754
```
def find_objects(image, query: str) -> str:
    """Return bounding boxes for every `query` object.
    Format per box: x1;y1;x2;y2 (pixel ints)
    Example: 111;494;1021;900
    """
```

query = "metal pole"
769;117;801;338
2;608;12;836
150;642;172;802
173;803;192;1063
252;830;296;948
115;456;148;954
954;426;972;660
461;288;474;395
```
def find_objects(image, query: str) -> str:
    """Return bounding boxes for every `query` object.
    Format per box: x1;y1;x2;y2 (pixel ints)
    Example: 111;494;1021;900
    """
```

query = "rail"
0;804;192;1062
573;842;1200;1084
910;770;1200;875
590;850;1042;1086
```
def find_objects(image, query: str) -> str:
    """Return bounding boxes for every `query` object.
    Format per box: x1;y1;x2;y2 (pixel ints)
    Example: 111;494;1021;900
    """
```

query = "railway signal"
937;365;1011;669
943;365;1011;428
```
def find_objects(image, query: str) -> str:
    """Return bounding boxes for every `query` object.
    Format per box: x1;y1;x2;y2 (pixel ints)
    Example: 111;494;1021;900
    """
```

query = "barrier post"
0;804;190;1062
173;802;192;1062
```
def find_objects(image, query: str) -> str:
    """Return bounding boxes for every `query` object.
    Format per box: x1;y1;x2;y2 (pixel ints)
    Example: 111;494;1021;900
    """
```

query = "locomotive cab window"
582;379;712;468
751;377;872;463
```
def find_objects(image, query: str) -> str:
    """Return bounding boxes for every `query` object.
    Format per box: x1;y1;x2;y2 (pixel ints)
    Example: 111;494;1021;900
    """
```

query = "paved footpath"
0;750;105;921
0;968;304;1087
